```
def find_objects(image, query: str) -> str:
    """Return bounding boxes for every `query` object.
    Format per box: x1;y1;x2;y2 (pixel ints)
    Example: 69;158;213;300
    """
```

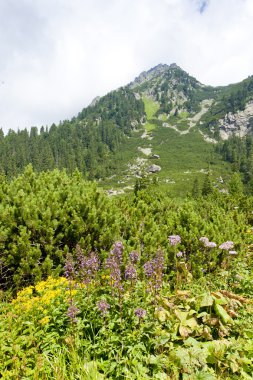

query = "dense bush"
1;166;252;292
0;166;120;291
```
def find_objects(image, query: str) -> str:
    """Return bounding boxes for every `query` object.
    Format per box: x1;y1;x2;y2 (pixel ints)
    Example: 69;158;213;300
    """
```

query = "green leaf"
199;293;213;308
185;317;198;329
155;308;170;323
179;325;191;338
214;302;233;324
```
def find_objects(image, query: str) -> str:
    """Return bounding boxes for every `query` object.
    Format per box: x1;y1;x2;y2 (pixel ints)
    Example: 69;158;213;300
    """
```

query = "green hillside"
0;63;253;197
102;95;230;197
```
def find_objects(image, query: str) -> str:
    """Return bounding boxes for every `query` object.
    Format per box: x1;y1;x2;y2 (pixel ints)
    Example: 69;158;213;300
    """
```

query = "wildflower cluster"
67;302;80;323
105;255;123;293
199;237;217;248
168;235;181;246
125;264;137;280
12;277;69;316
110;241;124;265
134;308;147;319
129;250;140;264
64;253;76;280
143;249;165;292
219;241;234;250
97;300;110;316
76;245;100;284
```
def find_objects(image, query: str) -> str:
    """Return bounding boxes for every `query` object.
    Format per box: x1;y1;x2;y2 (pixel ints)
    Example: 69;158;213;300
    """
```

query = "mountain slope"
0;63;253;195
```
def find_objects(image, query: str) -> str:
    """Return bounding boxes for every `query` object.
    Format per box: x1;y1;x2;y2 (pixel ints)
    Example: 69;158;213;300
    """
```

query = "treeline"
218;135;253;191
0;88;145;178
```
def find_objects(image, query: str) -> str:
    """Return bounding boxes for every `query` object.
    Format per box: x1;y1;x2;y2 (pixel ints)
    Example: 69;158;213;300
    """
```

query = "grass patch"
143;96;160;119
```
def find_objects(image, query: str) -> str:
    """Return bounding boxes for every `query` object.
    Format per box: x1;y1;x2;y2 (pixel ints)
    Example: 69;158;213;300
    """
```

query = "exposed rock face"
219;101;253;140
146;164;161;173
129;64;170;88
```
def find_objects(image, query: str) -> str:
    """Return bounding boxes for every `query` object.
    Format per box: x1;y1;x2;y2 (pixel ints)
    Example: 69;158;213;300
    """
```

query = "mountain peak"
129;63;183;88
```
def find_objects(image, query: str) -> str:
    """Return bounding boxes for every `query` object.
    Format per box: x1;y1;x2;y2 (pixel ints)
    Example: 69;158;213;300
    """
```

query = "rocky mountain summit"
129;63;179;88
128;63;253;142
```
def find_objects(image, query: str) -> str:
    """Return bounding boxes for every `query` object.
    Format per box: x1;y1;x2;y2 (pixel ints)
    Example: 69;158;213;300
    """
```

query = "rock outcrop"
146;164;161;173
219;101;253;140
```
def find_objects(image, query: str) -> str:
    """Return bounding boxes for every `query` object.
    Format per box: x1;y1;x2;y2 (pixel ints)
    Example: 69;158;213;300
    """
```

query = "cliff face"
219;101;253;140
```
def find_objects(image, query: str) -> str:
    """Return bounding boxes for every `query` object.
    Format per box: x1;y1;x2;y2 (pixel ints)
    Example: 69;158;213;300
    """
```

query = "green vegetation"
218;135;253;193
142;96;160;120
199;76;253;136
1;168;253;378
0;88;145;179
0;166;119;291
1;64;253;378
142;96;159;131
0;64;253;198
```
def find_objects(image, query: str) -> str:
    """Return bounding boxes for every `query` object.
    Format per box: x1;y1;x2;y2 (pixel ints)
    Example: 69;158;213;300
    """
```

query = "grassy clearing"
142;96;160;119
145;121;156;132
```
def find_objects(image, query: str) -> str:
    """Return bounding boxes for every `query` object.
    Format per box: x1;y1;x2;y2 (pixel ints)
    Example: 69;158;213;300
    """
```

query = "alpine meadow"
1;63;253;379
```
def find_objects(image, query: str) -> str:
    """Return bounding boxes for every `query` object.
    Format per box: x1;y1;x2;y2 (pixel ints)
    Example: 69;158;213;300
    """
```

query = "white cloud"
0;0;252;132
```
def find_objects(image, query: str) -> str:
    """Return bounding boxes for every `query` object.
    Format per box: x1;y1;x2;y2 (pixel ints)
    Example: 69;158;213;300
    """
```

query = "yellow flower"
39;316;50;325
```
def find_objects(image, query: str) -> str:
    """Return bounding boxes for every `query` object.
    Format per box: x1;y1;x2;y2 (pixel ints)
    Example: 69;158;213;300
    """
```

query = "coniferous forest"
0;88;145;179
1;65;253;379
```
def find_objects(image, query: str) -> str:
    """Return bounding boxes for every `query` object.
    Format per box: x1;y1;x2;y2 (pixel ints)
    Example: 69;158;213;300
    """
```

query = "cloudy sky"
0;0;252;133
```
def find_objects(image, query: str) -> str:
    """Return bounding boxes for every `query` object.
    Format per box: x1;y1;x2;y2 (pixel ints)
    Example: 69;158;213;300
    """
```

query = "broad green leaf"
179;325;191;338
155;308;170;322
199;293;213;308
214;302;233;324
185;317;198;329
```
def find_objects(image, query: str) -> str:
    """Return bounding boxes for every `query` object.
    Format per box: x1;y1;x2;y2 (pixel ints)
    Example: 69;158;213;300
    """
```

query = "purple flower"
129;251;140;264
85;252;100;273
143;260;155;277
110;241;124;265
105;256;123;292
125;264;137;280
228;250;237;255
97;300;110;316
67;304;80;322
219;241;234;250
168;235;181;246
64;253;76;280
76;244;85;268
143;250;165;292
78;251;100;284
134;308;147;319
199;237;217;248
199;237;209;245
176;251;183;258
205;241;217;248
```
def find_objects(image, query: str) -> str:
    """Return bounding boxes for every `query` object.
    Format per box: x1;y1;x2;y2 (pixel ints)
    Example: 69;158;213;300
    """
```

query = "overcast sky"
0;0;252;133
